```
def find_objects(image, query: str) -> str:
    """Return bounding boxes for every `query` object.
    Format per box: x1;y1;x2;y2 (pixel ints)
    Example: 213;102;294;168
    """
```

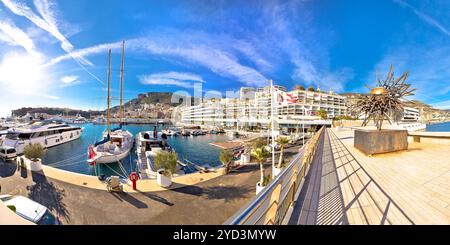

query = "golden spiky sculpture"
354;65;416;130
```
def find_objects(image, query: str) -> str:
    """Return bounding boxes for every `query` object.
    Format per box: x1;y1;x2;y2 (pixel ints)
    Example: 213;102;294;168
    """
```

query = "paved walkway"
289;130;349;225
0;162;264;224
0;145;301;224
291;127;450;224
332;128;450;224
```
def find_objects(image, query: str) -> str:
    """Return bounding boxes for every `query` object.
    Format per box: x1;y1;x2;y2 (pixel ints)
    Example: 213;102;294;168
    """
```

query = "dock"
289;128;450;224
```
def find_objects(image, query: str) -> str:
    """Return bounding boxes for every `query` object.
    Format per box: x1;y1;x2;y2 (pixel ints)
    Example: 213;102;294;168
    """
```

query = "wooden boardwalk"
289;129;348;225
288;127;450;224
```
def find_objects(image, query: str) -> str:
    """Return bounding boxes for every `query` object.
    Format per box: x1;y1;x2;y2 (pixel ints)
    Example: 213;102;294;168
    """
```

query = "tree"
307;86;315;92
251;146;270;187
294;85;305;91
276;136;290;169
23;143;46;162
219;149;233;174
154;151;178;177
318;109;328;120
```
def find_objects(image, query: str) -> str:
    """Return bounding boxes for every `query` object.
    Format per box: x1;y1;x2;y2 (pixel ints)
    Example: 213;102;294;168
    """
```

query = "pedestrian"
153;126;158;138
161;132;168;147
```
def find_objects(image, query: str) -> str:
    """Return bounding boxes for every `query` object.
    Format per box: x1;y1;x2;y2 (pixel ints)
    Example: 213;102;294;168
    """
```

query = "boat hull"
93;147;131;164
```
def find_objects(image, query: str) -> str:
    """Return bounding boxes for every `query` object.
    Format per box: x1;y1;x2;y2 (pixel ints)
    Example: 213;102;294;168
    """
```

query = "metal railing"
225;126;325;225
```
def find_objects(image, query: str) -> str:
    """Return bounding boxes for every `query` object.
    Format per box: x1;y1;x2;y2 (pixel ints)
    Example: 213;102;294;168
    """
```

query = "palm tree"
219;149;233;174
251;147;270;187
307;86;315;92
318;109;328;120
276;136;290;169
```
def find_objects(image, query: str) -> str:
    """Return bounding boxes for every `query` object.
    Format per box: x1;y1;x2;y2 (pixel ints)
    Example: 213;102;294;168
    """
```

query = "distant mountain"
11;92;198;120
110;92;196;113
11;107;103;118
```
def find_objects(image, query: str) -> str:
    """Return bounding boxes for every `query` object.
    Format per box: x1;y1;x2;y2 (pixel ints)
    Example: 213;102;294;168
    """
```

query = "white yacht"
87;42;134;165
0;121;83;159
135;131;183;179
72;114;87;124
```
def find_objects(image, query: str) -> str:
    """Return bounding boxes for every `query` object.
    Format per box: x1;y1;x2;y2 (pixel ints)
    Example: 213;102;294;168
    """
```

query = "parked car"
0;195;61;225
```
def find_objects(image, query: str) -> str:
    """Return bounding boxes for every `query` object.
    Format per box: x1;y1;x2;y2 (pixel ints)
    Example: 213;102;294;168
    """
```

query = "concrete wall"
408;132;450;145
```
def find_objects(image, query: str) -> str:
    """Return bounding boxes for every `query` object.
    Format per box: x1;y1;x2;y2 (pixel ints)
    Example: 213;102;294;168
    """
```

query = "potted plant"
274;136;290;177
219;149;233;174
251;146;270;195
23;143;46;172
154;151;178;188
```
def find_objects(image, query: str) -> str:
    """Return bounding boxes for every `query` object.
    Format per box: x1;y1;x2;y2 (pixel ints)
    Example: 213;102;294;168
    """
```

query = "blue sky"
1;0;450;116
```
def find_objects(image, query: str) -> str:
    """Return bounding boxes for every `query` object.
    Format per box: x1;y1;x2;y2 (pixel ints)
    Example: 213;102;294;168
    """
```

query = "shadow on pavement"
111;192;148;209
171;184;253;203
0;161;16;177
27;171;70;222
136;191;174;206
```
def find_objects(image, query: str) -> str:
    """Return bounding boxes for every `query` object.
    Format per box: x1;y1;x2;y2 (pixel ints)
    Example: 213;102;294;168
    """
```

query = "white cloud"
0;0;91;65
46;41;122;67
129;38;269;87
47;37;270;87
0;20;41;58
139;72;205;89
60;75;80;87
393;0;450;36
430;100;450;109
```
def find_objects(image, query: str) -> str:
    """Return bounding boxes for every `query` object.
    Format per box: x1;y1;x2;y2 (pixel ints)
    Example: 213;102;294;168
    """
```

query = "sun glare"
0;52;49;94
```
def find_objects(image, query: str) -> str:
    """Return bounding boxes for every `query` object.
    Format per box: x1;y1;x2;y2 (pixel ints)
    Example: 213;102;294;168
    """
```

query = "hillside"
11;107;103;118
11;92;194;119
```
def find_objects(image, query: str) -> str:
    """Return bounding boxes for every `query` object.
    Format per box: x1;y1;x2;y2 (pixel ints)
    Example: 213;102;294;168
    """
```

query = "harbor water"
426;121;450;132
42;123;235;177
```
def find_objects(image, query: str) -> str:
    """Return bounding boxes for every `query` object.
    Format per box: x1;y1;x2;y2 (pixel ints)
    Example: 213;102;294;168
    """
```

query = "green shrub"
23;143;46;161
154;151;178;177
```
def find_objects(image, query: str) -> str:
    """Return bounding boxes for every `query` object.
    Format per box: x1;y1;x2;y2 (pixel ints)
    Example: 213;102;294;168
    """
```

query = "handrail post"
264;182;282;225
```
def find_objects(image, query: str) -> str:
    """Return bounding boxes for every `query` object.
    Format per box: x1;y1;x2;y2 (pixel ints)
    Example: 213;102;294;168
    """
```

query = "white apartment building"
180;85;347;132
402;107;420;122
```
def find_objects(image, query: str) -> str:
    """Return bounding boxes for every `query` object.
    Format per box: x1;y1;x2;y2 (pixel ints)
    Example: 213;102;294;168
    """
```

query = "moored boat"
87;42;134;165
0;121;83;159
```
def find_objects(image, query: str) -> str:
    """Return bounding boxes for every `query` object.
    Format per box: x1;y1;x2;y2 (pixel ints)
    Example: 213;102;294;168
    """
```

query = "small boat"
181;129;191;136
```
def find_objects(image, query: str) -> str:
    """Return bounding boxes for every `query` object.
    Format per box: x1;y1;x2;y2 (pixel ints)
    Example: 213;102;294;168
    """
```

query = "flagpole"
270;80;275;179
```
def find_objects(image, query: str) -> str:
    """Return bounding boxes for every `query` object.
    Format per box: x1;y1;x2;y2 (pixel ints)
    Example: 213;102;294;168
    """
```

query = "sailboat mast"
120;40;125;124
107;49;111;133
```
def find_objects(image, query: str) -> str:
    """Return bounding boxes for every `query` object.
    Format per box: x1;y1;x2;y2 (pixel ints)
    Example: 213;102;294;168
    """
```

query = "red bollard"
129;172;139;190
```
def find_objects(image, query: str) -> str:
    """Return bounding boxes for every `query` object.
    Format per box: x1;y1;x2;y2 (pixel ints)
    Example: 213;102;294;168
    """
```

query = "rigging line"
117;159;129;177
47;153;88;166
48;159;88;168
74;58;105;85
103;163;127;178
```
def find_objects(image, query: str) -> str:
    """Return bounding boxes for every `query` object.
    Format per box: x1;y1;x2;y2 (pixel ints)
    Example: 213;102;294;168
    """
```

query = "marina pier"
227;127;450;225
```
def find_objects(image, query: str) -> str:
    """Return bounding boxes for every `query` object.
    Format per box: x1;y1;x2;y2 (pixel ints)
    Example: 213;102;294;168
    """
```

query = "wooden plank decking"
289;127;450;225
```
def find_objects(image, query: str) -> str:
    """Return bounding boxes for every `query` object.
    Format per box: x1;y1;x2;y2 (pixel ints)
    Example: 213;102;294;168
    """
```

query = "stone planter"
29;158;42;172
240;153;250;164
354;129;408;155
156;169;172;188
256;182;266;195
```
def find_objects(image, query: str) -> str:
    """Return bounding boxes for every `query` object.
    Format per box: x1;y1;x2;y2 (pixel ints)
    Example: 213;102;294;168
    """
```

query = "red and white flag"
274;88;298;106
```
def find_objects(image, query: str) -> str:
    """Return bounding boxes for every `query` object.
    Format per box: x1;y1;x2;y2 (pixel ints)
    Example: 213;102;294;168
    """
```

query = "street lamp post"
270;80;276;179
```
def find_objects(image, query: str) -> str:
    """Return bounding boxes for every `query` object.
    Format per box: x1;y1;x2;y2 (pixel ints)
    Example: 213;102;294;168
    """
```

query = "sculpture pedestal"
354;129;408;155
